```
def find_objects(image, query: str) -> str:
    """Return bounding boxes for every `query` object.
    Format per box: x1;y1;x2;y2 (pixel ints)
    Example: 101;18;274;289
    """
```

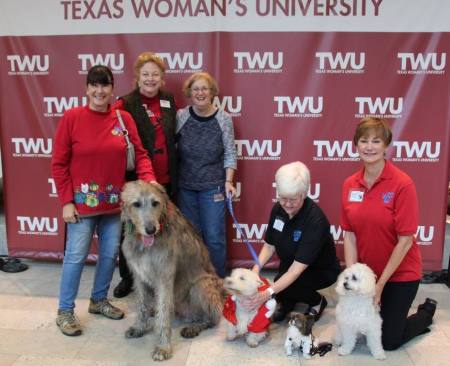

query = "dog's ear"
304;314;315;335
121;181;137;221
150;181;168;197
335;270;346;296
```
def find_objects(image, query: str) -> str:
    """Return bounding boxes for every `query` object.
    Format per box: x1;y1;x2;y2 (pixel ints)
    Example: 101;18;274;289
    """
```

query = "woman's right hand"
62;203;79;223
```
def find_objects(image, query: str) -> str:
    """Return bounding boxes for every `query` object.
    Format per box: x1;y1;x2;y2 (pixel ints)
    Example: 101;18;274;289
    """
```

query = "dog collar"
125;221;135;235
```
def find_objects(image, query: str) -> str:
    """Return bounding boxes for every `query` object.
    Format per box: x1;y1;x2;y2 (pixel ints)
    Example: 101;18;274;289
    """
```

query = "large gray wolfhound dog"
121;180;223;361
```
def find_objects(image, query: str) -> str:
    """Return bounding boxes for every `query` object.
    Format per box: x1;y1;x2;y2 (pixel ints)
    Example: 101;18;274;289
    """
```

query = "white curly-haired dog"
335;263;386;360
223;268;276;347
284;312;315;359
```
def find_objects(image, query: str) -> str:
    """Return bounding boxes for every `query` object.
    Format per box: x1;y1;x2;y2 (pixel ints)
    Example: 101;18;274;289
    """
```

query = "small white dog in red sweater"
223;268;276;347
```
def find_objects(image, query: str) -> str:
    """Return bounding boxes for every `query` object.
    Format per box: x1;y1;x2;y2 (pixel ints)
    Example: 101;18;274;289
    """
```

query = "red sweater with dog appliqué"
222;277;276;333
52;106;155;216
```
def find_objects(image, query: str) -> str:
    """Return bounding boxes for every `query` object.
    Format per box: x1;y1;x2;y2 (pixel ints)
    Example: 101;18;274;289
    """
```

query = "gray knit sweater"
176;106;237;191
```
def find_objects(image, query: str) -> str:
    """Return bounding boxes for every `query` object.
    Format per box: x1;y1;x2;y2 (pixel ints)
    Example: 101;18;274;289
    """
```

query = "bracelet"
225;180;233;184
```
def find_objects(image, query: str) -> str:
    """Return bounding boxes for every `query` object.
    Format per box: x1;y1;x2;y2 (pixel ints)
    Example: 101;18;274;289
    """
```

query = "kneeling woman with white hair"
243;161;340;322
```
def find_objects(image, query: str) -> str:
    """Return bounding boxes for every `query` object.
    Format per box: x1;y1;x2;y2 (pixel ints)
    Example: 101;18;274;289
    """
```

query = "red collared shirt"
340;160;422;282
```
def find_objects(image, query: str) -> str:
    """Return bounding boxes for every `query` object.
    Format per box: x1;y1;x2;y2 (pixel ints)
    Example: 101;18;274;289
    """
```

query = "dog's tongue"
141;234;155;248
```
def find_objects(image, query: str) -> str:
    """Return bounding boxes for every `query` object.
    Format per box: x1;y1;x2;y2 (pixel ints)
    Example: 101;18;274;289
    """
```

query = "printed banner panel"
0;31;449;269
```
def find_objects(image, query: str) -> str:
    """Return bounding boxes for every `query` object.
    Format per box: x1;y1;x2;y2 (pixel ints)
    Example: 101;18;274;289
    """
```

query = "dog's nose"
145;226;156;235
343;281;350;290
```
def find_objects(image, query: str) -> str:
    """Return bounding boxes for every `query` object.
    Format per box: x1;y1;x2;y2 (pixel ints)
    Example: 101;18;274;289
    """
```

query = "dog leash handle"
226;193;262;270
310;342;333;357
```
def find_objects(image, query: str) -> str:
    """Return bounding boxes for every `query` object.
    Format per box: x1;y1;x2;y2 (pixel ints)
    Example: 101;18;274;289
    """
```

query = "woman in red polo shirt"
341;117;436;350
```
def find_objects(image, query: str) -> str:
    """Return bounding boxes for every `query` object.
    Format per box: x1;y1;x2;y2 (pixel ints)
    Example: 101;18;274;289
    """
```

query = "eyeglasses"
191;87;210;93
278;196;302;205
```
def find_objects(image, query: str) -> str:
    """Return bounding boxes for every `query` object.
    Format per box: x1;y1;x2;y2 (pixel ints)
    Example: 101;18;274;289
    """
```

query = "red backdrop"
1;13;449;270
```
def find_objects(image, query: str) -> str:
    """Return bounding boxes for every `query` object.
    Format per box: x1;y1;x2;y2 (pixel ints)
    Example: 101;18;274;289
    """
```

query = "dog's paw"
303;353;312;360
246;332;265;348
180;325;201;338
125;326;144;338
372;350;386;360
152;345;172;361
338;346;352;356
246;338;260;348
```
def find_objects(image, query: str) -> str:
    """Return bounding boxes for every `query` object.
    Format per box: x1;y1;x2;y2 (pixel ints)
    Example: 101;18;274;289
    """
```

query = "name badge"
160;100;171;108
349;190;364;202
273;218;284;232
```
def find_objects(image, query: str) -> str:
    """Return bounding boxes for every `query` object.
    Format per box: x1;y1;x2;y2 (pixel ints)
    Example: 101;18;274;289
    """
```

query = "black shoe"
272;302;295;323
113;279;133;298
0;257;29;273
309;296;328;322
417;298;437;318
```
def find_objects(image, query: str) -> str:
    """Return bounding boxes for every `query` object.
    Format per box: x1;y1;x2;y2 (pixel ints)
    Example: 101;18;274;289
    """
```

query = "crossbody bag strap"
115;109;132;147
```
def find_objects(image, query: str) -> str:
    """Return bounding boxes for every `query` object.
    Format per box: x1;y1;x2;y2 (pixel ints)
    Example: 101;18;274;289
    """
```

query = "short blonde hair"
182;72;219;98
353;117;392;146
275;161;310;198
133;52;166;88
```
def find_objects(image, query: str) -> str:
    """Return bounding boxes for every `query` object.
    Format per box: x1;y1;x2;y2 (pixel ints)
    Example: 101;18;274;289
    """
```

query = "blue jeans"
178;186;226;277
58;214;121;311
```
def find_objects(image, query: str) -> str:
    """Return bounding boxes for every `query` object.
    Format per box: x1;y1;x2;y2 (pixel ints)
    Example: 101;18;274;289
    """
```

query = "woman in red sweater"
52;65;155;337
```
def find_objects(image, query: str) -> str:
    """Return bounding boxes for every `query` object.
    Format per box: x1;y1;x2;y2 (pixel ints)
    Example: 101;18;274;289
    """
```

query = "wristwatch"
267;287;276;299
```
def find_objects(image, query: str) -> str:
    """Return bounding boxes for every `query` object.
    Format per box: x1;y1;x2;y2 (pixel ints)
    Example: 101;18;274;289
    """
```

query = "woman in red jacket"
52;65;155;337
341;117;436;350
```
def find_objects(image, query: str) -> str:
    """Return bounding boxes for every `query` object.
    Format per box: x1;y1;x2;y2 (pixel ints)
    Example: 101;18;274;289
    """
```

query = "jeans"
178;186;226;277
58;214;121;311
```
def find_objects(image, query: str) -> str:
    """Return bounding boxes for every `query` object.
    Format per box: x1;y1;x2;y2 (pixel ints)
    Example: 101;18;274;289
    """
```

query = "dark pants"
117;183;173;284
275;265;339;310
380;280;432;350
117;233;132;282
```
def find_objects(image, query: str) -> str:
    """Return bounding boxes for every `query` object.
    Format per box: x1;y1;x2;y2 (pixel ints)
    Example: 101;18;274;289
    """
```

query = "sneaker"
88;298;124;320
309;296;328;322
56;309;82;336
113;278;133;298
417;298;437;318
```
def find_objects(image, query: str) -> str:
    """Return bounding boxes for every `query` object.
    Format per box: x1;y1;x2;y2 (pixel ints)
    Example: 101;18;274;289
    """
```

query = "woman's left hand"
225;181;236;198
240;290;270;311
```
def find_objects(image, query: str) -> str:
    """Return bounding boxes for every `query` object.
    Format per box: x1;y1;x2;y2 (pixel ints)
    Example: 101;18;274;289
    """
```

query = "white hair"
275;161;310;198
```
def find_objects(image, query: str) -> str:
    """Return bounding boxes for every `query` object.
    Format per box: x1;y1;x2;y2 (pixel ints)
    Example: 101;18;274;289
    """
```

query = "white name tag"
273;219;284;232
349;190;364;202
160;100;171;108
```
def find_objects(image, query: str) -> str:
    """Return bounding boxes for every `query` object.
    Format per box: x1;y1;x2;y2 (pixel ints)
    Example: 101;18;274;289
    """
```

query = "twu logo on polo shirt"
382;192;394;204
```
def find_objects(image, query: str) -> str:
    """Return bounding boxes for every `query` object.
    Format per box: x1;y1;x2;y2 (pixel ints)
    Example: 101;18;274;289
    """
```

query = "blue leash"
226;193;261;269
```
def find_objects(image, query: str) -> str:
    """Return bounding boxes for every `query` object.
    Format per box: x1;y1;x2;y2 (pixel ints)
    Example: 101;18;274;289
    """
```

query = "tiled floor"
0;262;449;366
0;204;449;365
